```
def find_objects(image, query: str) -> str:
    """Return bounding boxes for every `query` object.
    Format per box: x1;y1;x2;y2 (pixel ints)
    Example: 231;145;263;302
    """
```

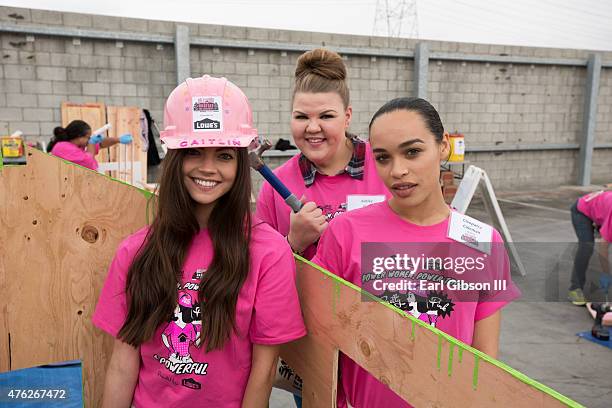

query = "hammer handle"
258;166;303;213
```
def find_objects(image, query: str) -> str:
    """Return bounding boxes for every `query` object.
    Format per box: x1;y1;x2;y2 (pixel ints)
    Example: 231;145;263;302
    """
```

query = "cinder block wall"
1;6;611;189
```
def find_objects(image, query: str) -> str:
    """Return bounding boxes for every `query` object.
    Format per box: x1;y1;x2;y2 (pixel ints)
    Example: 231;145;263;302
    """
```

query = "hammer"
249;140;303;213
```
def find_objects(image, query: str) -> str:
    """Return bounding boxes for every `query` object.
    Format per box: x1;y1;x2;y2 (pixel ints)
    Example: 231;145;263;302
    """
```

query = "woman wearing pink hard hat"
93;75;306;407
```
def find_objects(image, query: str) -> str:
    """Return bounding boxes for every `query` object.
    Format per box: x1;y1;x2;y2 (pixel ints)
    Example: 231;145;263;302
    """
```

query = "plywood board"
281;258;581;407
0;147;150;407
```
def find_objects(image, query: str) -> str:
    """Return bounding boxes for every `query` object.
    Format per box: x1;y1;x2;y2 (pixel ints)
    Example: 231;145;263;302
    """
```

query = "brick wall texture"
1;6;611;190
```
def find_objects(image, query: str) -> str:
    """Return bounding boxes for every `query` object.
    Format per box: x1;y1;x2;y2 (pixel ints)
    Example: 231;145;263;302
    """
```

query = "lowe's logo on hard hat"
194;118;220;130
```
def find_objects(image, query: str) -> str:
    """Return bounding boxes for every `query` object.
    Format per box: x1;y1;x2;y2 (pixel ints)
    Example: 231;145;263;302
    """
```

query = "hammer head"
248;139;272;170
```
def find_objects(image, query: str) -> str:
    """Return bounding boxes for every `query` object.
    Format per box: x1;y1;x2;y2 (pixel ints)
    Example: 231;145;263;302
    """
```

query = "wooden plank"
0;147;150;407
0;167;9;372
281;259;579;407
107;106;147;187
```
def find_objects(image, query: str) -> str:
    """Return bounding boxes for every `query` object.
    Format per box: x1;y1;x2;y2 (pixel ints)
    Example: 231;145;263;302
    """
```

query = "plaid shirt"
298;134;366;187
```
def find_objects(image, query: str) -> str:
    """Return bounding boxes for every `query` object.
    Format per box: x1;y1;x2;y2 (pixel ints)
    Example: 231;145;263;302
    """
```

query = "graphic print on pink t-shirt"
155;272;208;378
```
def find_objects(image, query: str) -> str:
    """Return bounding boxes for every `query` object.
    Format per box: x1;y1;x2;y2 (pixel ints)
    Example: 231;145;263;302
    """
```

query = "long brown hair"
118;147;252;352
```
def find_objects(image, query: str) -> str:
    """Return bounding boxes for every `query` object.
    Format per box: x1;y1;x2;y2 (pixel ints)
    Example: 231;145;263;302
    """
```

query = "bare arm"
100;137;120;149
471;310;501;359
597;239;610;275
241;344;280;408
101;338;140;408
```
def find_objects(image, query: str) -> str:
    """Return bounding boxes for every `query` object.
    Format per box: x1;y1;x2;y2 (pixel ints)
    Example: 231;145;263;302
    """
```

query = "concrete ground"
270;186;612;408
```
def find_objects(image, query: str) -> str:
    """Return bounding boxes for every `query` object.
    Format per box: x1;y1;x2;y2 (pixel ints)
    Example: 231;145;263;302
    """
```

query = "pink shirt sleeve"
249;238;307;345
255;181;279;231
312;220;346;279
92;240;135;337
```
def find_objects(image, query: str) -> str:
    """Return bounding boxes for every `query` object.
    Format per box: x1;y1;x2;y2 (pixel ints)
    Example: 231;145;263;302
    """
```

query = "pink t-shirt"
92;221;307;408
577;191;612;242
255;142;390;258
51;141;99;170
313;201;520;408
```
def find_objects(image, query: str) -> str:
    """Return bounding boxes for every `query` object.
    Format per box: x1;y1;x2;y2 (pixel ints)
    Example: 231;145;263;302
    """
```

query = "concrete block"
124;96;151;107
91;14;121;30
67;68;96;82
0;122;7;134
259;88;280;100
82;82;110;96
124;70;150;84
246;27;269;41
37;94;65;109
212;61;236;75
30;9;62;25
9;121;39;136
110;83;138;96
80;55;109;68
120;17;149;32
96;69;124;83
33;38;65;53
36;66;67;81
198;24;223;38
222;26;247;40
50;53;80;67
247;76;269;88
65;40;93;55
258;64;279;76
148;20;175;34
7;93;36;108
4;64;35;80
63;12;92;28
122;57;138;71
370;80;388;91
23;108;53;121
21;80;52;94
93;42;122;57
0;79;21;93
0;107;22;121
124;44;150;58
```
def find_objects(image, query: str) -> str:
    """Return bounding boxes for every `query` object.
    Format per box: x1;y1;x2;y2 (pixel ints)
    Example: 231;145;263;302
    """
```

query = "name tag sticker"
447;211;493;254
346;195;386;211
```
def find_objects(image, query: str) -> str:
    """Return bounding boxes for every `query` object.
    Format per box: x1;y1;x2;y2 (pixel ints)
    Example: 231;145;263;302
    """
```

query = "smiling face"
370;109;450;215
182;147;238;224
291;92;353;174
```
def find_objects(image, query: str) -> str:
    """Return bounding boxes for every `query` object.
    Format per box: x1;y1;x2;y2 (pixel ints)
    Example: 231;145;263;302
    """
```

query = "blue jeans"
293;394;302;407
570;200;595;290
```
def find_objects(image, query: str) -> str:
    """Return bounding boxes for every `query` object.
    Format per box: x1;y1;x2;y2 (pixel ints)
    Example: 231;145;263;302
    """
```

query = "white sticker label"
192;96;223;132
447;211;493;254
346;195;386;211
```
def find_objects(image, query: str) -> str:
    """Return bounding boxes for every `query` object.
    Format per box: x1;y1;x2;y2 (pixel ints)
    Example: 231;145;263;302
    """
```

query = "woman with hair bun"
256;48;389;260
48;119;132;170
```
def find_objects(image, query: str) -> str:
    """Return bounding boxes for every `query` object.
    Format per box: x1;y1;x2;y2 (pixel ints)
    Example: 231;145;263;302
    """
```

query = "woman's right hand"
287;199;327;254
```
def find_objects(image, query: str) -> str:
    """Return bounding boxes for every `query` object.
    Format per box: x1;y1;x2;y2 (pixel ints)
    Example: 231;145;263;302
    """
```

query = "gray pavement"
270;186;612;408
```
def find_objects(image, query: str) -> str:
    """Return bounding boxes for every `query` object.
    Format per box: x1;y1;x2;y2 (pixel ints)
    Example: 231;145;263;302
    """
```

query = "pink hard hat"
160;75;258;149
178;291;193;308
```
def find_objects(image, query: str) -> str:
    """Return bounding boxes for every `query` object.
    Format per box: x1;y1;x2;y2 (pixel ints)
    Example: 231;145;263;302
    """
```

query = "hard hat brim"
160;133;257;150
